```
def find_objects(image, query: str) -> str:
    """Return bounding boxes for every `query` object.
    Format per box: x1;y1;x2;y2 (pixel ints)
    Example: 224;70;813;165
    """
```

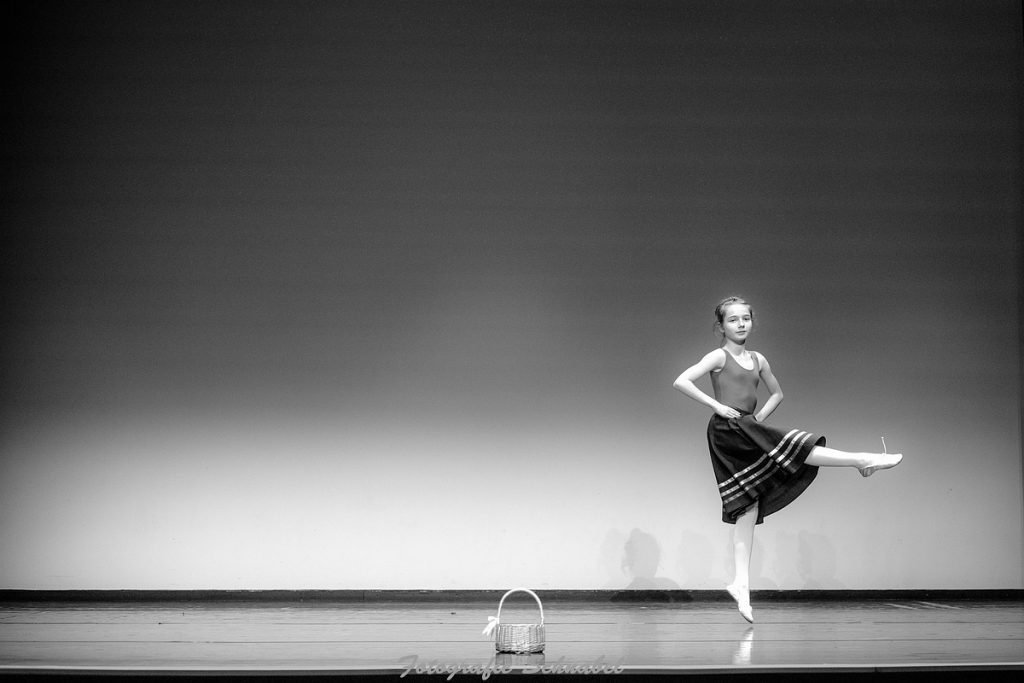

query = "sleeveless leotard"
710;349;759;414
703;348;823;525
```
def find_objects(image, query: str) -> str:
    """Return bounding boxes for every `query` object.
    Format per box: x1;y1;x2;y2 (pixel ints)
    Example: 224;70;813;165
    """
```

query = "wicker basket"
483;588;546;653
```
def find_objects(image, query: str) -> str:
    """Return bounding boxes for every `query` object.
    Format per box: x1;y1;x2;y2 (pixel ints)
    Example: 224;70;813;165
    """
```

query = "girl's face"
719;304;752;344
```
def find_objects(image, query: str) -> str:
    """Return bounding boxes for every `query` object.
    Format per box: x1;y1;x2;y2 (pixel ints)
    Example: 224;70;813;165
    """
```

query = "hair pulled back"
713;296;753;337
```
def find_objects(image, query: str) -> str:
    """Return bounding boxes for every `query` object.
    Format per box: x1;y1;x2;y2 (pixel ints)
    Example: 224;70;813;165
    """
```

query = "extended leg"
805;445;902;477
726;502;757;623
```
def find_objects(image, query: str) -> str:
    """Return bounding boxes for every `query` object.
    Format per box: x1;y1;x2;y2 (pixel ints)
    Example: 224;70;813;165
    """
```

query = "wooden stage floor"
1;596;1022;680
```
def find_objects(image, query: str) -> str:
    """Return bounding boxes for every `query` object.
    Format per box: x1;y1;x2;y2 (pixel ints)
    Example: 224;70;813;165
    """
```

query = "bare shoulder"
703;347;728;371
676;347;727;384
753;351;774;371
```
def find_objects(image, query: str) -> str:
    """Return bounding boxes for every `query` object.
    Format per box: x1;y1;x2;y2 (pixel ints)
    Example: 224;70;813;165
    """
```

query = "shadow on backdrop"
622;528;680;590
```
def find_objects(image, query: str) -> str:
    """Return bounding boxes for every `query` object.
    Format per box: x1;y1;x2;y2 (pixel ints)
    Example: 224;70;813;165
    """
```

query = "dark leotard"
710;349;759;414
703;348;824;525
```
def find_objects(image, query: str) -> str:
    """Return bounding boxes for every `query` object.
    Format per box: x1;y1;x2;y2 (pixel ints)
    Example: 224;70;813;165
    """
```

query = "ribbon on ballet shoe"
482;615;499;638
861;440;902;477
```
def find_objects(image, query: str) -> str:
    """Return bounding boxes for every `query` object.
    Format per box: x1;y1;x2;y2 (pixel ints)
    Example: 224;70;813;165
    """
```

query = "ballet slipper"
726;583;754;623
859;452;903;478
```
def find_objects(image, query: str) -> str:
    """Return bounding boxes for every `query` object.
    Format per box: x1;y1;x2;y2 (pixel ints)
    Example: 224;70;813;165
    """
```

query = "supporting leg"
805;445;902;477
726;502;757;623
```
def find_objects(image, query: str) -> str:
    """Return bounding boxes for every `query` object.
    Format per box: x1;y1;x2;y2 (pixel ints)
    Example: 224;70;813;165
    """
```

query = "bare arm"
672;349;739;419
753;352;784;422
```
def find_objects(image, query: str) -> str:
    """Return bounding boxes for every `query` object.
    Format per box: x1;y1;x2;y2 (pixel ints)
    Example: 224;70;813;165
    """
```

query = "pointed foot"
726;584;754;623
859;452;903;478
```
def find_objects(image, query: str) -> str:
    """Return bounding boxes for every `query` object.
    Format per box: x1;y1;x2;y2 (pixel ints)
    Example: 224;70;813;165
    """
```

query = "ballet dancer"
673;296;902;623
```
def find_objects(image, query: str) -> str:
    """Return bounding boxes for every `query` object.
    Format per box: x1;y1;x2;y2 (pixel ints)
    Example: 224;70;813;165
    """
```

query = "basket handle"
483;587;546;638
496;587;545;625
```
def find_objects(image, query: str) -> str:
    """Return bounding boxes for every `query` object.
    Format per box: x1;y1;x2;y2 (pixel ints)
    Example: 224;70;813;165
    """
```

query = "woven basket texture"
495;623;545;654
492;588;546;654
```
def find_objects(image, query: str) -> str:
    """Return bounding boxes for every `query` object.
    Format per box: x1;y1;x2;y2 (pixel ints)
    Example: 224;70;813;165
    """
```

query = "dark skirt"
706;413;824;525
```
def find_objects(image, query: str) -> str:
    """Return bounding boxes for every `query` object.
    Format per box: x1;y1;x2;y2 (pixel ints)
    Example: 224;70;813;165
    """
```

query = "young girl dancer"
673;296;902;623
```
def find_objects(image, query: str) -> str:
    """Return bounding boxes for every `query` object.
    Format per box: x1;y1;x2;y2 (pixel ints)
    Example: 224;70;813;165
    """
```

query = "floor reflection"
732;626;755;665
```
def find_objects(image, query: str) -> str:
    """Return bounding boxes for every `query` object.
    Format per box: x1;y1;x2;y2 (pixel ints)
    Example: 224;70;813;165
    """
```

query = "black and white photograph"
2;1;1021;680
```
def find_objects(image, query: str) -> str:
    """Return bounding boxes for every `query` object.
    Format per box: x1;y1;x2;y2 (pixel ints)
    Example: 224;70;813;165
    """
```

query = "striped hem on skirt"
706;413;824;524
